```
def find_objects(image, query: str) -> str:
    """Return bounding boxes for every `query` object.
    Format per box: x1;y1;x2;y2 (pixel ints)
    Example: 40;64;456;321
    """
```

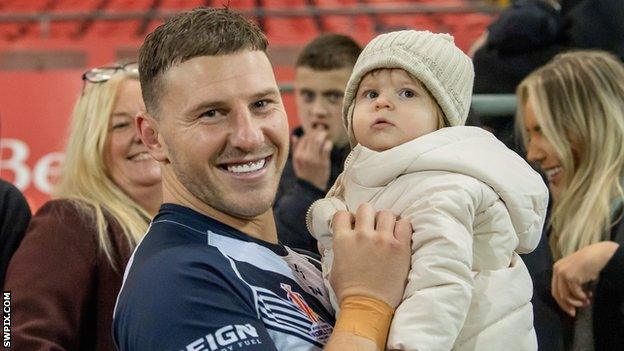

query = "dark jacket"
274;127;349;254
473;0;566;95
560;0;624;60
474;0;624;95
592;213;624;350
527;210;624;350
0;178;31;291
4;199;133;351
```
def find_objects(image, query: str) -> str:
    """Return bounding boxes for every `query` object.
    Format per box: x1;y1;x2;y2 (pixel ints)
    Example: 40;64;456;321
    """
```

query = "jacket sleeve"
274;157;326;254
4;200;98;351
387;173;479;351
600;243;624;292
0;179;31;290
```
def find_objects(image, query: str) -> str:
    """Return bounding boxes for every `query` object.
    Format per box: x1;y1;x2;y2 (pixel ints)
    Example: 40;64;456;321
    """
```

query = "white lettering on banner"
0;138;65;194
33;152;64;194
0;138;30;190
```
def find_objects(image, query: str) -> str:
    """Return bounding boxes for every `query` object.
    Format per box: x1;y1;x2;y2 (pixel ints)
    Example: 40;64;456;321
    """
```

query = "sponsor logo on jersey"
182;324;262;351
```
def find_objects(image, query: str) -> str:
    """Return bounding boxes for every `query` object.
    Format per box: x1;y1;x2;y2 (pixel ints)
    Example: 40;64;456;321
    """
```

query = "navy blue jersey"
113;204;335;351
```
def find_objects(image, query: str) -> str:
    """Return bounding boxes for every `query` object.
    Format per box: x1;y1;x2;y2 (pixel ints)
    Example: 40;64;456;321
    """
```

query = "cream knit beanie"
342;30;474;146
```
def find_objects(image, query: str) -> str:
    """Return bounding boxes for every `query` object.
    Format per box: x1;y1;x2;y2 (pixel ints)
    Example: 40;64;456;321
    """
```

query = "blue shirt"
113;204;335;351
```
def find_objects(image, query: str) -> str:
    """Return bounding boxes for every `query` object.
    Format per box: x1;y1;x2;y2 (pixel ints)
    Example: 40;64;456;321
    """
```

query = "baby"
307;30;549;351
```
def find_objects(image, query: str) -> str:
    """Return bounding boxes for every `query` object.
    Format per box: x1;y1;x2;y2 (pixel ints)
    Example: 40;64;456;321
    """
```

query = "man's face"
154;51;289;218
294;66;352;147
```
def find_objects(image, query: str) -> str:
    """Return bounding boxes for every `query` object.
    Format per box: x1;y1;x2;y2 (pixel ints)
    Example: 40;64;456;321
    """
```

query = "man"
275;34;361;254
0;178;30;290
113;8;411;351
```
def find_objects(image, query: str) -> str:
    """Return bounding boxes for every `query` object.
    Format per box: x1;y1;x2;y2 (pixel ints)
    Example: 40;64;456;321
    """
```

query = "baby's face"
353;69;439;152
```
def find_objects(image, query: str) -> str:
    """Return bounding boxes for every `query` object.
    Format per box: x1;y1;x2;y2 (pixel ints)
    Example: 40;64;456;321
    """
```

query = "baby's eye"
364;90;378;99
399;89;415;98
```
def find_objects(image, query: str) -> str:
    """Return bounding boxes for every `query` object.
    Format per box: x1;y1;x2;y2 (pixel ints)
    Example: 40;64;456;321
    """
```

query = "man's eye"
253;100;269;109
200;110;217;118
326;93;343;104
301;91;314;103
399;89;415;98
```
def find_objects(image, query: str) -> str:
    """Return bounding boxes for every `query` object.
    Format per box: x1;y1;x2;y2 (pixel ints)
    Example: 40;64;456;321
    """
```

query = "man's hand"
552;241;620;316
329;203;412;308
292;128;332;191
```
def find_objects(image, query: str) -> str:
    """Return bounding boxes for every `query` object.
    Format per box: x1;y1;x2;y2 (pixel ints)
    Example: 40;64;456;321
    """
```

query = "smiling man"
275;34;361;254
112;8;411;351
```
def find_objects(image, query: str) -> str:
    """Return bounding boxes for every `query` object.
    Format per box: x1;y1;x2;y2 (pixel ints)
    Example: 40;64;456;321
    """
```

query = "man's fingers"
312;130;328;153
394;219;412;244
331;210;354;235
322;140;333;157
375;210;396;233
354;203;375;233
297;131;330;156
299;134;314;154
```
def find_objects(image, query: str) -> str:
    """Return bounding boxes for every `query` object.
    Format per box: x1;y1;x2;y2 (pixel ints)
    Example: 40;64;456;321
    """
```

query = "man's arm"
324;204;413;351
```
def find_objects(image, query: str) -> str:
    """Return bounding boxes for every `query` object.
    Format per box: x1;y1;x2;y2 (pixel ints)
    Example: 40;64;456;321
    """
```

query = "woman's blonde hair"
516;50;624;259
55;68;151;268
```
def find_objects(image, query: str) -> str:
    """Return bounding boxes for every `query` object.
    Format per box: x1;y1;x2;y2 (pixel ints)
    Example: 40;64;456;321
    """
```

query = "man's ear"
135;112;169;163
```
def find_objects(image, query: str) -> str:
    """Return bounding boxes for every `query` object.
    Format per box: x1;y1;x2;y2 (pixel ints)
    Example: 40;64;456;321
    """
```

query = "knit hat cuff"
343;46;464;146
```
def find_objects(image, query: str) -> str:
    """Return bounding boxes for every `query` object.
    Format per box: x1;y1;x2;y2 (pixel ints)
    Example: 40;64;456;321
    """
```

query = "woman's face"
522;100;567;201
104;79;161;198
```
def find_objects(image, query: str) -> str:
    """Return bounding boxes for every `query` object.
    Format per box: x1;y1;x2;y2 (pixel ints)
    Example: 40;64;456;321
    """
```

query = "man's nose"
311;98;328;117
230;108;265;151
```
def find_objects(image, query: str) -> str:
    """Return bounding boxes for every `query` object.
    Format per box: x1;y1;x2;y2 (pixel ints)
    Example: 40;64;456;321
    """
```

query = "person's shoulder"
0;179;31;222
0;179;27;203
31;198;100;231
114;227;258;349
129;219;228;269
122;217;244;295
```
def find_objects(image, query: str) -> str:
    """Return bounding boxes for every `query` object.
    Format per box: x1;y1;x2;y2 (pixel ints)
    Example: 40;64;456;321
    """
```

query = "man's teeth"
227;159;266;174
545;166;562;180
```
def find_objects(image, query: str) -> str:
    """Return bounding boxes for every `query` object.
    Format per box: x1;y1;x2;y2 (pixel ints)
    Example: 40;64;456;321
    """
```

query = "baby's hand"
307;197;347;243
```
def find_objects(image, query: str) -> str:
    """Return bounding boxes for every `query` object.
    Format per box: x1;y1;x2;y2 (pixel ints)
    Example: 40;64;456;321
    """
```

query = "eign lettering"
183;324;262;351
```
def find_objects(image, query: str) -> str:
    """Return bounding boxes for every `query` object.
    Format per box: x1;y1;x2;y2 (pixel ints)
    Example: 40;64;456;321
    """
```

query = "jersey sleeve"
113;245;279;351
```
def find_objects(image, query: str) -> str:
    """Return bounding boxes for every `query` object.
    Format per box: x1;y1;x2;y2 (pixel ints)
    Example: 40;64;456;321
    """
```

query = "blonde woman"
5;63;161;350
517;50;624;350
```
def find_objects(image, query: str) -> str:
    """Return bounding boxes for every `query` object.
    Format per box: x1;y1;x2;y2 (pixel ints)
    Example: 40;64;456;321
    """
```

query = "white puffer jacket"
307;127;549;351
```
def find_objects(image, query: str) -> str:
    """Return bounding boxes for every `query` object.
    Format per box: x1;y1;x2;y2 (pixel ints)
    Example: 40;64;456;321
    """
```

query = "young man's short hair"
295;33;362;71
139;7;268;115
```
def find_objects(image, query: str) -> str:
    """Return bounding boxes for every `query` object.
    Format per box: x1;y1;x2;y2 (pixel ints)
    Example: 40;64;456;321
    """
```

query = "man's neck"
161;176;279;244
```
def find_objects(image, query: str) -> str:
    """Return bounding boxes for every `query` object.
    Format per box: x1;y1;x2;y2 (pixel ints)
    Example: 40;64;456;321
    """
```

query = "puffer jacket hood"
342;126;548;253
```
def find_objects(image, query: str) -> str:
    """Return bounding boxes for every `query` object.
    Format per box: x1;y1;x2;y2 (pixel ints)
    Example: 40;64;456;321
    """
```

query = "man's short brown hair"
139;7;268;115
295;33;361;71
